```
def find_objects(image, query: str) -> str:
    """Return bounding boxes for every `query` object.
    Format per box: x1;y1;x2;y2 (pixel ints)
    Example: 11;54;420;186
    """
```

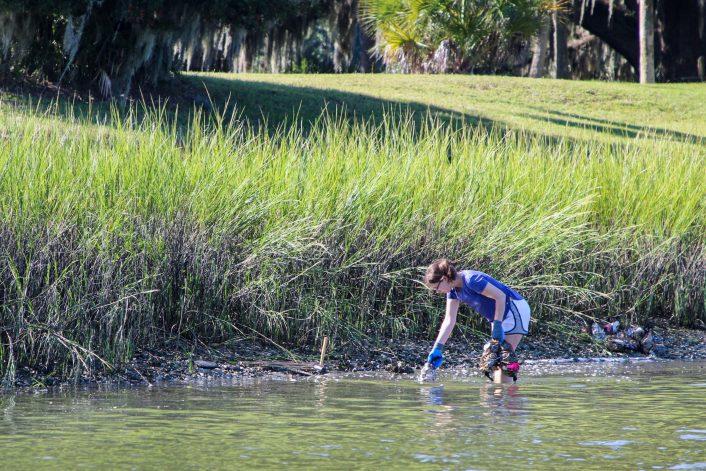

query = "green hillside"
186;73;706;145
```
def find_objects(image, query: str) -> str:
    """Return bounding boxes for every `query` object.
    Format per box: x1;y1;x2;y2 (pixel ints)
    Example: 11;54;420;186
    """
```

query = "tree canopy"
1;0;703;87
0;0;328;95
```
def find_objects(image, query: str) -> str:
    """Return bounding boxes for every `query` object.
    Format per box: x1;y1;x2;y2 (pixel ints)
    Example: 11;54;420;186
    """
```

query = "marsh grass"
0;99;703;381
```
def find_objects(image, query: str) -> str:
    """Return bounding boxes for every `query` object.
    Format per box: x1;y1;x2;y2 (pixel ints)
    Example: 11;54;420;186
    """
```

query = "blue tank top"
447;270;524;322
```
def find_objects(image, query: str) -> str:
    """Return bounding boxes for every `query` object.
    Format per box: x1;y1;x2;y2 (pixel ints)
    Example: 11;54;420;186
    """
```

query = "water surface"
1;360;705;469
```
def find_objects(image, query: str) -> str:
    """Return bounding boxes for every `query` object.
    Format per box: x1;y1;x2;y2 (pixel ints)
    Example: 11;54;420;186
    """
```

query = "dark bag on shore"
605;326;654;354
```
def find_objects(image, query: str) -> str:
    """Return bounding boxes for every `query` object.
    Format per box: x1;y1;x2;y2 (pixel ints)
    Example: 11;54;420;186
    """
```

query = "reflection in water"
419;385;456;430
1;394;16;431
421;385;446;406
478;383;528;415
315;379;327;409
0;361;704;469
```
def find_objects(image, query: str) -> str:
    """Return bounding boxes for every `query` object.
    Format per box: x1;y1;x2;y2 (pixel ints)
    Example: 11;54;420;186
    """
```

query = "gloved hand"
427;343;444;369
492;320;505;343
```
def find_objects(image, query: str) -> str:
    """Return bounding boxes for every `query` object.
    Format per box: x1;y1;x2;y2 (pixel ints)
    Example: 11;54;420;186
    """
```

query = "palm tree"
359;0;558;73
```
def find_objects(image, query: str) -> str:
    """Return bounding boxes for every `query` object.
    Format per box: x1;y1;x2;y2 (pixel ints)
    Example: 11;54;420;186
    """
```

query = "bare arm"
480;283;507;322
434;298;460;345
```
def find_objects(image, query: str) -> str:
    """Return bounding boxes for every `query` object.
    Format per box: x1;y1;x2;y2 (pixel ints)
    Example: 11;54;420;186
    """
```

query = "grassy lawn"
186;73;706;145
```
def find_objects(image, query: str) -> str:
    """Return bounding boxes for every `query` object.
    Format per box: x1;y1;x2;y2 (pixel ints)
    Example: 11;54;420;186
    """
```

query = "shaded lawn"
185;73;706;145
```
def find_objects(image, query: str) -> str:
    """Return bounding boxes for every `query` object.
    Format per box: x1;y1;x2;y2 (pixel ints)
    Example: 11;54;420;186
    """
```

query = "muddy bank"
8;324;705;391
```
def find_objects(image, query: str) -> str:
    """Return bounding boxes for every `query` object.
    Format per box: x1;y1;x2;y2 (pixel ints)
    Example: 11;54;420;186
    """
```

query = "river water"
1;360;704;469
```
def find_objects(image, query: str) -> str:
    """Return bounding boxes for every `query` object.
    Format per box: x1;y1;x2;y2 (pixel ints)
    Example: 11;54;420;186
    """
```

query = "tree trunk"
571;0;706;82
654;0;705;81
553;11;570;78
529;16;551;78
639;0;655;83
696;0;706;82
355;23;376;72
331;0;357;72
570;0;639;72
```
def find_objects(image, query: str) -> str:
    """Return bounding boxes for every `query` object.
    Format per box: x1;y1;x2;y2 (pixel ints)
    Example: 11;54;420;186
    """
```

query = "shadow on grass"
188;75;489;133
522;105;705;144
5;74;703;149
2;75;496;142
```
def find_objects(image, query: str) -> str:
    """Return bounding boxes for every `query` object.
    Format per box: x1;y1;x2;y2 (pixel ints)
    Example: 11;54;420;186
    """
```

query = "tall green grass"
0;101;704;381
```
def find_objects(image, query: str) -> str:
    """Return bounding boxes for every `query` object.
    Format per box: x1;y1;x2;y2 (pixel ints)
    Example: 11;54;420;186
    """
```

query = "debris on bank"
589;321;655;355
7;323;706;391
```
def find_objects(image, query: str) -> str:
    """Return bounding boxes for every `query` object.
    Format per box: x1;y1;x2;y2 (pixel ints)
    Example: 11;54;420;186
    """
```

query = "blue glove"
492;320;505;342
427;343;444;369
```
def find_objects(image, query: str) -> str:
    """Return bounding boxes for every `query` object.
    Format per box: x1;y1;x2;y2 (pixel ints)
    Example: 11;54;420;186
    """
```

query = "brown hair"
424;258;457;285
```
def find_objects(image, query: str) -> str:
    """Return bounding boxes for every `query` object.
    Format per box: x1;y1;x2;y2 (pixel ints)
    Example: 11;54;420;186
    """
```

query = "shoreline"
7;326;705;393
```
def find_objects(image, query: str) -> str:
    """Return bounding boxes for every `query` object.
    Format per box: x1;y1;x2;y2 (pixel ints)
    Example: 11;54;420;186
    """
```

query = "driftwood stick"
240;360;318;376
319;336;329;367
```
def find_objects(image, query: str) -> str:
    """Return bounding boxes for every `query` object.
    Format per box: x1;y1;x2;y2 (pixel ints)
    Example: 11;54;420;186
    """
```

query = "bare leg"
505;334;523;351
493;334;524;384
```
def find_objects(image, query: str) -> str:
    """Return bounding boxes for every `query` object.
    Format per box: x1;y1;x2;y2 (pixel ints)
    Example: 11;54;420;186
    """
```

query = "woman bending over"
423;258;531;381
